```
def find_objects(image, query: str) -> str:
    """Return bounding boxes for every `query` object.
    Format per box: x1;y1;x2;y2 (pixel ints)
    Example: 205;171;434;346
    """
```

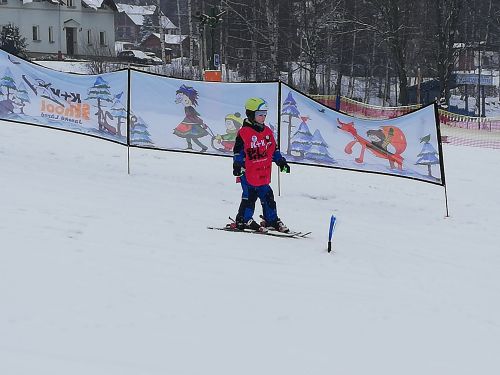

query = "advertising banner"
281;85;444;185
129;70;279;155
0;49;128;144
0;50;447;186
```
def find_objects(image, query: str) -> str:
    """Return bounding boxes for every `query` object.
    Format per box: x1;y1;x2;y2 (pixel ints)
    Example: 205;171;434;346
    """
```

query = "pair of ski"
208;217;311;239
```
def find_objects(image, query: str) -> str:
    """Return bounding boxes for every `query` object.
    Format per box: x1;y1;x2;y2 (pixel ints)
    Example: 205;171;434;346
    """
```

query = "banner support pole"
444;184;450;218
126;65;131;175
127;146;130;175
434;102;449;218
277;81;282;197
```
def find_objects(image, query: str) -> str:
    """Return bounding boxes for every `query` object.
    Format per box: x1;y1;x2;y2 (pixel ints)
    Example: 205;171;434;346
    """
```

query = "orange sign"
203;70;222;82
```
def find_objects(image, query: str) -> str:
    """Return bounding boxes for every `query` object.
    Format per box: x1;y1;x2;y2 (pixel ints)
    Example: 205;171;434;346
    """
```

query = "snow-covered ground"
34;59;94;74
35;58;198;80
449;94;500;117
1;119;499;375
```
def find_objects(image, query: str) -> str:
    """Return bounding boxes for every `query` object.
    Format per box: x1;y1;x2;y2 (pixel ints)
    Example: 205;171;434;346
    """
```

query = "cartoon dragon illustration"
337;118;407;170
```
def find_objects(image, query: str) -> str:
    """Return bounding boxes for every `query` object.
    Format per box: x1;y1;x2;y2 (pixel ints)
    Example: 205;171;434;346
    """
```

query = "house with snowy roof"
0;0;118;57
140;32;189;59
114;3;177;44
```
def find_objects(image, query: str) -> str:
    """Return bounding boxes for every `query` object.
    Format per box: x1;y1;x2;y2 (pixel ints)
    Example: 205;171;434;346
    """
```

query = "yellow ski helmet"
245;97;268;112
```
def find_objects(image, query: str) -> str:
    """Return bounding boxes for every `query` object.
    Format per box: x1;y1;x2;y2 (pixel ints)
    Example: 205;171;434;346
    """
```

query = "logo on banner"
22;75;90;124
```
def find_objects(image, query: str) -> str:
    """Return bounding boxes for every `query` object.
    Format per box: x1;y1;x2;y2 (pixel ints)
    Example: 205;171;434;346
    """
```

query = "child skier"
232;97;291;233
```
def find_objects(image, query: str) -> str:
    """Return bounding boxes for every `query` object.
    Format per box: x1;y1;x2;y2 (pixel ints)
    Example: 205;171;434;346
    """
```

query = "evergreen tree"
304;129;336;164
86;76;114;132
131;116;153;145
109;97;127;136
289;116;313;157
281;91;301;155
86;76;114;103
140;15;156;43
0;67;17;100
416;134;440;178
15;82;30;114
282;91;300;117
0;24;28;58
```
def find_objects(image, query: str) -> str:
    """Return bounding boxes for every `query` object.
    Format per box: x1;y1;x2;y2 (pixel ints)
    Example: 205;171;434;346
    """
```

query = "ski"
256;215;310;238
207;226;307;239
296;231;312;238
229;216;311;238
264;228;311;237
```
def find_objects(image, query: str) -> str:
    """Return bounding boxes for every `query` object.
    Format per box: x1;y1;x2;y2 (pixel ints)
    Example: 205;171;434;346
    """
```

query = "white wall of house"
0;0;116;56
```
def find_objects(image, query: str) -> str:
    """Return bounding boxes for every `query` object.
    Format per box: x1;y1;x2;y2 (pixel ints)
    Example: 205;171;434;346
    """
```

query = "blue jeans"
236;175;278;224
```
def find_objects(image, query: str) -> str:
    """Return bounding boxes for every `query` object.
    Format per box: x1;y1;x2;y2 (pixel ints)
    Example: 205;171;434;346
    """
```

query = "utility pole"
176;0;184;77
58;3;62;60
417;67;421;105
476;41;483;117
197;20;205;72
195;6;225;70
157;0;166;65
187;0;194;71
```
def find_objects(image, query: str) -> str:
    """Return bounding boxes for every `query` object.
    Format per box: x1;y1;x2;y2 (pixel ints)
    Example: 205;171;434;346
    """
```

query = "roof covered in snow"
151;33;187;45
115;3;176;28
116;4;156;25
82;0;117;11
82;0;103;8
160;15;177;30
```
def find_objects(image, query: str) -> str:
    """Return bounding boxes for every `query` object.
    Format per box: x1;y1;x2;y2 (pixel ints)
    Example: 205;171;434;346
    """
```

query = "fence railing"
438;110;500;132
311;95;500;149
310;95;420;119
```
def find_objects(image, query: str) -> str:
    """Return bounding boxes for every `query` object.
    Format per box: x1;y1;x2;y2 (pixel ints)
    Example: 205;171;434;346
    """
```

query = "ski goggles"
255;110;268;117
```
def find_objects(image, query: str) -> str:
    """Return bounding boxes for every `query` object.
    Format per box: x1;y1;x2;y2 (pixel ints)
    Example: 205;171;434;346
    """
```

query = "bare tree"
430;0;464;105
83;38;116;74
291;0;343;94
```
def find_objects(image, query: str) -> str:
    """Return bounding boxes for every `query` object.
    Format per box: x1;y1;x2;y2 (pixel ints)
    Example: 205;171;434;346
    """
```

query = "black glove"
278;159;290;173
233;162;244;176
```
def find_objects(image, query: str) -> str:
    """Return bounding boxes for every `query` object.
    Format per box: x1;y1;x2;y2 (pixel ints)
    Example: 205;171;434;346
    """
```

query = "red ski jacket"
233;120;283;186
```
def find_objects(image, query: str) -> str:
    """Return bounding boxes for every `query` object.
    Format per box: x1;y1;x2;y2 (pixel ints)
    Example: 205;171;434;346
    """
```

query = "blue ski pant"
236;175;278;224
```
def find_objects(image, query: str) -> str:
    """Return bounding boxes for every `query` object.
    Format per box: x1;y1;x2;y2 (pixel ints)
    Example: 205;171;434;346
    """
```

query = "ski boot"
237;218;268;233
262;218;289;233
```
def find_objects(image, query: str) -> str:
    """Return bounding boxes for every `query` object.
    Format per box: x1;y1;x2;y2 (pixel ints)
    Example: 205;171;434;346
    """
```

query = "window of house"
0;0;8;5
48;26;54;43
32;25;40;41
87;30;92;44
66;0;74;7
99;31;106;46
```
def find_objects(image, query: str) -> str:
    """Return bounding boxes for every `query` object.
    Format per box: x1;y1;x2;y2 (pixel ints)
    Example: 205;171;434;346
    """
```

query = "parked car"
117;50;154;65
144;52;164;65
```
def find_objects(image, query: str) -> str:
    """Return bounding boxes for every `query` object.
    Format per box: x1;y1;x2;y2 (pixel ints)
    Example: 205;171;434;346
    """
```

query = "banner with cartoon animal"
129;69;279;154
0;49;128;144
281;84;444;185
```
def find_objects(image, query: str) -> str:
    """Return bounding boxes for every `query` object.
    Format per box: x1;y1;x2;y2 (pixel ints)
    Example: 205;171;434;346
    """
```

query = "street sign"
455;73;493;86
214;53;220;69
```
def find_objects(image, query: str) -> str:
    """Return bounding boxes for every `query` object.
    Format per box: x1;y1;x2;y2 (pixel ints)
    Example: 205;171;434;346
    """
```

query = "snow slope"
1;120;499;375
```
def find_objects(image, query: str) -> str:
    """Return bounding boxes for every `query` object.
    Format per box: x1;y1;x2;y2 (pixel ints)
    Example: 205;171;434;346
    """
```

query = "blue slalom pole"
328;215;337;253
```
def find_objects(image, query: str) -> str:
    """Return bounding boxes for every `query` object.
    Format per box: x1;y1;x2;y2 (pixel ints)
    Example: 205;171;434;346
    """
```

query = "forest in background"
118;0;500;106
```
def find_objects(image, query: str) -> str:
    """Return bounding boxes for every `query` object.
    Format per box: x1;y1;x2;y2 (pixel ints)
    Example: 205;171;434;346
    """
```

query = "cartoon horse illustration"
337;118;407;170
